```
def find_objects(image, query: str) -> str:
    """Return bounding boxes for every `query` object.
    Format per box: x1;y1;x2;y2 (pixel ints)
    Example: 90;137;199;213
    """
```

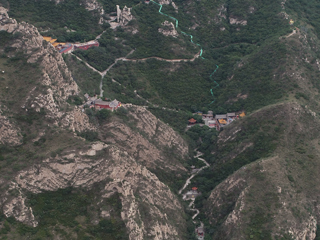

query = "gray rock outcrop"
229;17;247;25
0;7;18;32
4;143;186;240
103;105;188;172
158;20;179;38
117;5;133;25
82;0;105;24
0;108;22;146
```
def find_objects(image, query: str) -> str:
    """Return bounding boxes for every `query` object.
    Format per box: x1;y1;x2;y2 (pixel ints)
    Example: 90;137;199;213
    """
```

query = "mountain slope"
0;5;190;240
2;0;320;239
197;2;320;238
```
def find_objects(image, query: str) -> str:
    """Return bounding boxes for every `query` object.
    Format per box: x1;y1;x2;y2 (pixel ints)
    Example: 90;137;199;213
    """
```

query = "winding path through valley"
179;151;209;195
179;151;210;238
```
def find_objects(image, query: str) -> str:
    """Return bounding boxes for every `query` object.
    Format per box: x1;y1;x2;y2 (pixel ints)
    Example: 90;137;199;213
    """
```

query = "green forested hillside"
2;0;320;239
6;0;106;42
3;0;292;114
102;0;292;113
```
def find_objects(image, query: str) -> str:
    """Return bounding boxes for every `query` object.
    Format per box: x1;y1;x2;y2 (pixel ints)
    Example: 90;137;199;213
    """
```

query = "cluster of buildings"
42;36;99;54
188;111;245;130
84;94;121;111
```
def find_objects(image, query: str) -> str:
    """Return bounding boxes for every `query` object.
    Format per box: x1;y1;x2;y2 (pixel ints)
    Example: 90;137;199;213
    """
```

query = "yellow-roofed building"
43;36;58;44
43;36;52;41
42;36;67;50
240;112;246;117
218;119;227;124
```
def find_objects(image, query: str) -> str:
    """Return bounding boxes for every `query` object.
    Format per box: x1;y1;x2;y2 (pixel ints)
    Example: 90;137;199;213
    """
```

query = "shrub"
77;131;99;141
67;95;83;105
96;109;111;121
287;175;294;182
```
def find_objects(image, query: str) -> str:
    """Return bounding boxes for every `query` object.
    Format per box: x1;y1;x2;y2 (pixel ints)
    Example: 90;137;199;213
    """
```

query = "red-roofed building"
188;118;197;125
59;44;73;54
94;99;121;111
74;40;99;50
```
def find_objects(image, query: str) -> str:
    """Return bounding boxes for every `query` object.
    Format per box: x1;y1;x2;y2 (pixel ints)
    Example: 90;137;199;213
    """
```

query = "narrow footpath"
123;50;200;63
179;151;210;239
179;151;209;194
71;49;200;97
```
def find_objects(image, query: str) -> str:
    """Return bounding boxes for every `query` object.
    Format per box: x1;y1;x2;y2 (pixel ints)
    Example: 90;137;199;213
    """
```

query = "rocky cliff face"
0;6;17;32
3;142;186;239
102;105;188;173
158;20;179;38
0;108;22;146
206;155;318;240
0;7;93;131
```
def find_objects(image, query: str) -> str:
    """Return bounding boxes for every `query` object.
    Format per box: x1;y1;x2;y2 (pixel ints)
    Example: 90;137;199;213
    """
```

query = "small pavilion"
188;118;197;125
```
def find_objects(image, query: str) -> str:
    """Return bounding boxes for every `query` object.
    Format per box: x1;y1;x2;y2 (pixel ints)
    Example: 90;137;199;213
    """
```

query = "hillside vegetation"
2;0;320;239
6;0;107;42
102;0;291;114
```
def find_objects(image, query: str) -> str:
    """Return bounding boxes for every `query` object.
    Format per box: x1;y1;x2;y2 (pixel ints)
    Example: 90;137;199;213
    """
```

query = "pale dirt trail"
71;53;103;75
72;48;200;97
123;50;200;63
73;49;200;78
178;150;210;238
178;152;209;194
101;49;135;77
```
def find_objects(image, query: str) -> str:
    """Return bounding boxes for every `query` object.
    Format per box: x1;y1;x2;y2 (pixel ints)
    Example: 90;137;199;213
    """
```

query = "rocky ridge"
103;104;188;172
3;142;186;239
0;7;93;131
